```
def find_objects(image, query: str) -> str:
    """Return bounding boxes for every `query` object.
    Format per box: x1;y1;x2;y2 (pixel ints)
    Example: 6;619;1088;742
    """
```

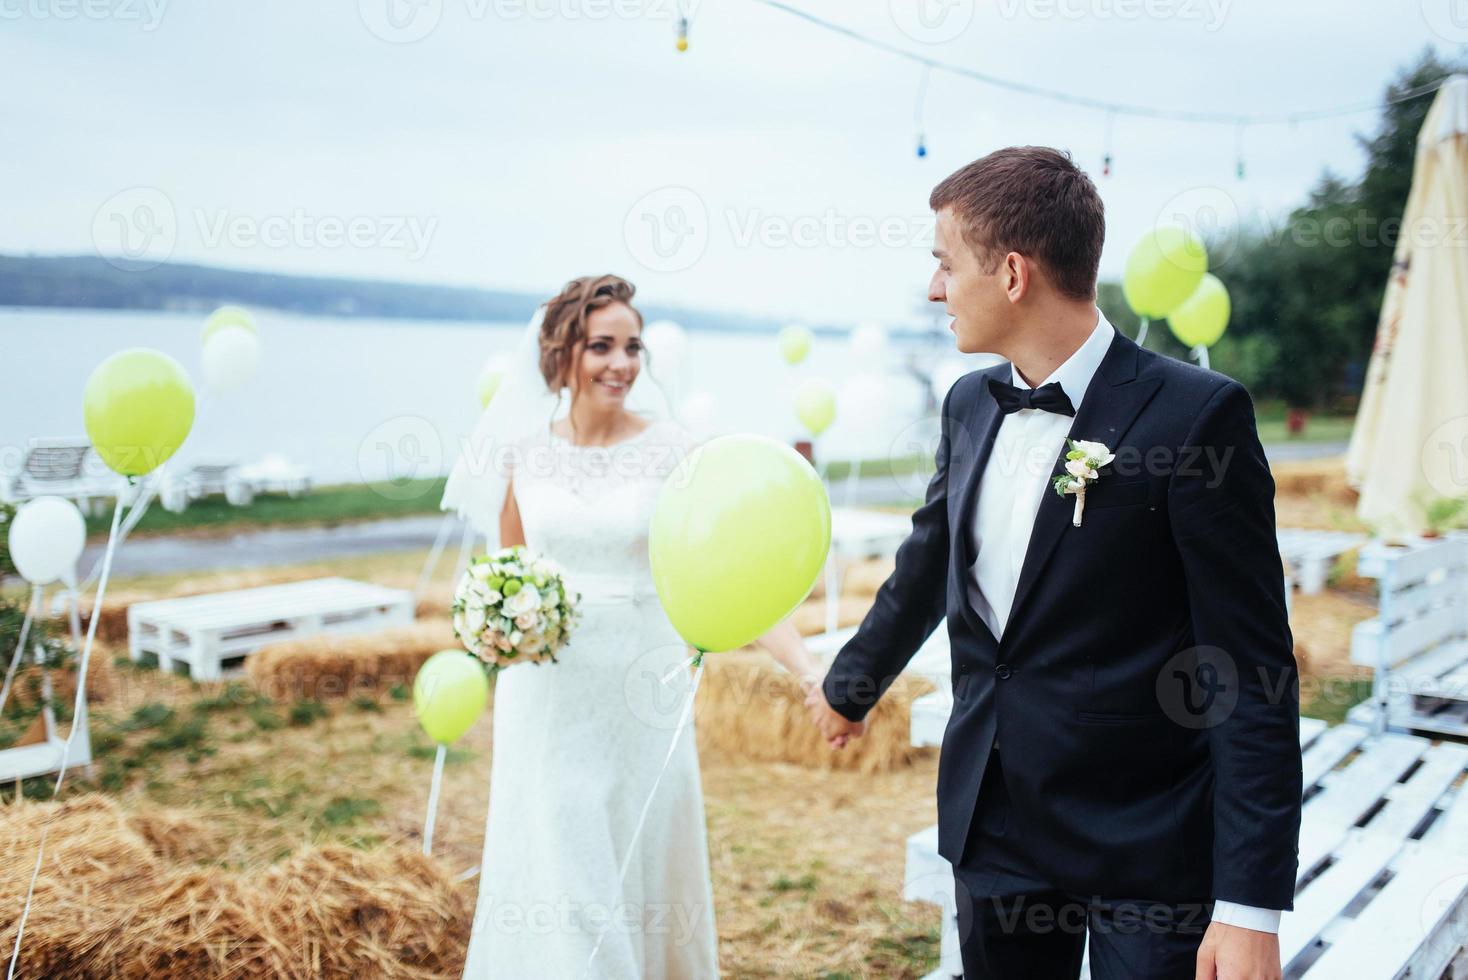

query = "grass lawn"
84;476;447;538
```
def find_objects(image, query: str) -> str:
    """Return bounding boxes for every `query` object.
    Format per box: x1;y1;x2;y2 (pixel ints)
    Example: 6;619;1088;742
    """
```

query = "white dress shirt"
964;308;1281;934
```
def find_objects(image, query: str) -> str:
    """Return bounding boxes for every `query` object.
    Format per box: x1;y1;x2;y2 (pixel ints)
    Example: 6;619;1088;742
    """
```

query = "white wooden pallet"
126;577;414;681
1277;528;1367;594
1351;538;1468;739
908;718;1468;980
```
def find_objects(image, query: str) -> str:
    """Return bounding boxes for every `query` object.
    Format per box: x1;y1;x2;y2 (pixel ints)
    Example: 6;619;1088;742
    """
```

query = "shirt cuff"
1212;901;1281;934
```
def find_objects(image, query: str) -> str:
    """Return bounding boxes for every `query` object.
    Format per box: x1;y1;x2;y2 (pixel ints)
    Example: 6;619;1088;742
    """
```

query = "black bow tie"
987;377;1076;417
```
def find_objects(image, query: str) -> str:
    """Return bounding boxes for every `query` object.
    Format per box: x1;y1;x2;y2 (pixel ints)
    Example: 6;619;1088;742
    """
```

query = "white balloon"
9;496;86;586
641;320;688;375
677;391;718;438
931;359;971;401
202;325;261;393
840;372;891;433
850;322;889;361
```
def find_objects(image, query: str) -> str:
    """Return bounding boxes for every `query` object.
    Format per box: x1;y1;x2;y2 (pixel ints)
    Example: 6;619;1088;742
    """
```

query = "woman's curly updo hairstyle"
538;274;644;392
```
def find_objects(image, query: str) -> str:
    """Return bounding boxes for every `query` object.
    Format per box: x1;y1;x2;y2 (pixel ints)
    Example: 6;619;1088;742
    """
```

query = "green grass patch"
83;477;448;538
320;796;382;827
288;699;329;727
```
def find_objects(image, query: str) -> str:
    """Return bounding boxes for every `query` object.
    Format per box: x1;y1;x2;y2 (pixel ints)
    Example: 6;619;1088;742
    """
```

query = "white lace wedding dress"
462;418;720;979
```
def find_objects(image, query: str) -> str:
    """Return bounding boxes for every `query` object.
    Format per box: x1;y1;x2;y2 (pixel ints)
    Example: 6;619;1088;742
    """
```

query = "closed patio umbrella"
1346;74;1468;538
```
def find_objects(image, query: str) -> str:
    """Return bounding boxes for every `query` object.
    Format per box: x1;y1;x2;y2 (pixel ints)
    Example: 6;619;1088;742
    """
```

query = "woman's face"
569;302;642;407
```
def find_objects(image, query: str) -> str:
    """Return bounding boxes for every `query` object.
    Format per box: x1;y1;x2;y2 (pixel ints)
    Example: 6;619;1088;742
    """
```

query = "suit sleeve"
1168;380;1301;911
821;383;956;722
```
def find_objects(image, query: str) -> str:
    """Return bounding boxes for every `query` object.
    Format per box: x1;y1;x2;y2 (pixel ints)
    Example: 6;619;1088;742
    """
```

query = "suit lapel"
1002;331;1162;638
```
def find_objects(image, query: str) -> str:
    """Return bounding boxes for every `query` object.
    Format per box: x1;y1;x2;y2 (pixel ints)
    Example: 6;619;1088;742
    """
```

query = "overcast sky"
4;0;1461;324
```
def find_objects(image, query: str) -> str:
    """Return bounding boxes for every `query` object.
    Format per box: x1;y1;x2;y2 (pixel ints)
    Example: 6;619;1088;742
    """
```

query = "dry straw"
0;795;471;979
245;622;457;702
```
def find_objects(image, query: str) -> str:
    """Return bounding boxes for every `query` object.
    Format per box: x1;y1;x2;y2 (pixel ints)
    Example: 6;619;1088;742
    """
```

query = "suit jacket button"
995;664;1012;679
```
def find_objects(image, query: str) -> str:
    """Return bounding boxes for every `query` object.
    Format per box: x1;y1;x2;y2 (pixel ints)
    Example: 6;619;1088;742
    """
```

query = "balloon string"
8;494;124;980
1135;316;1149;347
422;743;447;856
414;513;459;607
0;585;39;717
579;660;705;979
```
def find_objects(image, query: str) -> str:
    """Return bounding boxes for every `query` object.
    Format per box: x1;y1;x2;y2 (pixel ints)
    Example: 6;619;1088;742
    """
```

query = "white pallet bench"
1277;528;1367;595
907;719;1468;980
126;577;414;681
1347;538;1468;739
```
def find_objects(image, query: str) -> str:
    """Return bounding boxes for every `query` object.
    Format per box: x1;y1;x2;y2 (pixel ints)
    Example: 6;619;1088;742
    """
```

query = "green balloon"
1122;225;1207;319
650;435;831;653
413;650;489;744
793;378;836;436
1168;274;1231;348
201;305;258;346
778;324;813;365
83;348;196;477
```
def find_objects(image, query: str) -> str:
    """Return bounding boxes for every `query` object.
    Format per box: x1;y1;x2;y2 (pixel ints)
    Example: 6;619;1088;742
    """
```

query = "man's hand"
801;679;867;749
1195;920;1281;980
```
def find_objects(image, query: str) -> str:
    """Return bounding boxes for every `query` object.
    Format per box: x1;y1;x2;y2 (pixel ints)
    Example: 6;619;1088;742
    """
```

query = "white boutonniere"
1052;439;1115;527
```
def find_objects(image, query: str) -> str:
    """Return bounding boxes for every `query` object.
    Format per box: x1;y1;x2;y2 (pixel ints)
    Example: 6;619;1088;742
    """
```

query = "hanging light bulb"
676;15;688;51
1235;121;1246;180
1101;109;1116;178
913;64;931;161
1102;152;1112;177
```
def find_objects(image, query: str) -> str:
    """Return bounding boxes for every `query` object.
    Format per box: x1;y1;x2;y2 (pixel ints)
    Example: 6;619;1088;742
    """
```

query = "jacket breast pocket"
1084;478;1151;511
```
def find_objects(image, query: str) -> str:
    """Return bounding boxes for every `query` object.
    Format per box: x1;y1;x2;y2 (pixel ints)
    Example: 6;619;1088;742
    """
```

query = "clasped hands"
798;673;867;749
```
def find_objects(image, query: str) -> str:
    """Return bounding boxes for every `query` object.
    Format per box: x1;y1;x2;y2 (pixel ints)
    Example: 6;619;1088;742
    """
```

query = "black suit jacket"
822;329;1302;909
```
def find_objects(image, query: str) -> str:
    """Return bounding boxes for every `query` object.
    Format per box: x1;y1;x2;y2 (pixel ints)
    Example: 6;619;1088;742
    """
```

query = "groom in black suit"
807;147;1300;980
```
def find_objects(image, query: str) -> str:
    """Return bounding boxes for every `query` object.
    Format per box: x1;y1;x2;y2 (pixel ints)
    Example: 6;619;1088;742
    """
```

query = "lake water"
4;307;992;487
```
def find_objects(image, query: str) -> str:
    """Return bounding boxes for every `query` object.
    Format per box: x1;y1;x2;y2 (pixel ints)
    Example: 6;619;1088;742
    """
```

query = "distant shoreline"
0;254;935;338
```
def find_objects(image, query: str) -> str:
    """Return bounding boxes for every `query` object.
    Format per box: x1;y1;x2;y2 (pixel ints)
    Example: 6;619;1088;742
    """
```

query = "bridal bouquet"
452;545;581;669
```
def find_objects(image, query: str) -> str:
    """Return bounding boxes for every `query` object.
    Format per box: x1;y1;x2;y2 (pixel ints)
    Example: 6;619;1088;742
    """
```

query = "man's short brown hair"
929;146;1105;300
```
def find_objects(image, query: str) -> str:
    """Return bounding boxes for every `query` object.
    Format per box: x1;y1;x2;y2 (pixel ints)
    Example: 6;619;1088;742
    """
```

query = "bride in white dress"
444;275;821;979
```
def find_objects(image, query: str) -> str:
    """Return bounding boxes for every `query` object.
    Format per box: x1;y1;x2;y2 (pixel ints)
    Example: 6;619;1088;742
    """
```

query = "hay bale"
695;650;934;774
788;596;877;637
245;621;458;703
0;795;470;979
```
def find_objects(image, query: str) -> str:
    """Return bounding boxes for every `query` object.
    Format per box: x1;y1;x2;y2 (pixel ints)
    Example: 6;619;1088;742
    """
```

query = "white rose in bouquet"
453;545;582;670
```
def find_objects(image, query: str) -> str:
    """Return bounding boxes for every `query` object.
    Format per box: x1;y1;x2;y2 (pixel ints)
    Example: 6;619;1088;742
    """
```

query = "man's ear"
1004;252;1028;303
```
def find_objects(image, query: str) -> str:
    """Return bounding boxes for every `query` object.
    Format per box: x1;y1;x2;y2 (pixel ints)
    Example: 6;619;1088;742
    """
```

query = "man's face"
928;206;1011;355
